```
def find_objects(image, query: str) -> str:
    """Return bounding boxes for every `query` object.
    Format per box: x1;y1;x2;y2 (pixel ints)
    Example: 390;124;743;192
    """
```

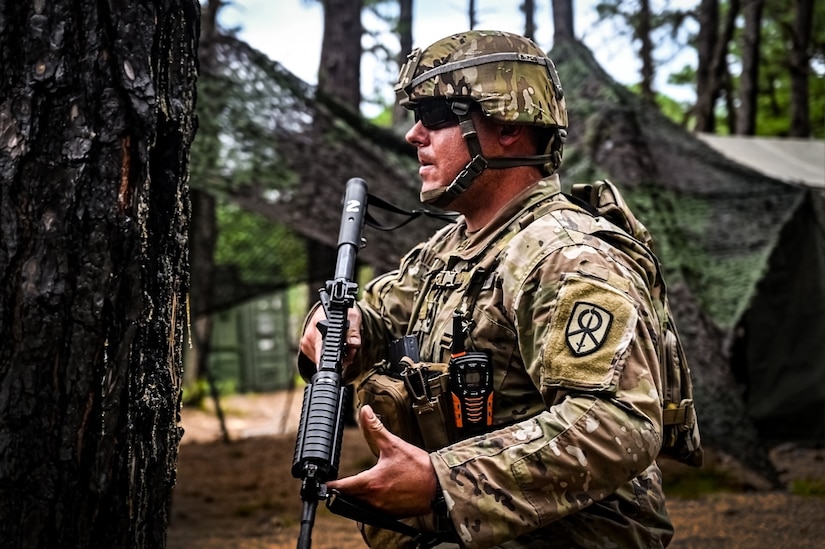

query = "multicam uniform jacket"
349;175;674;549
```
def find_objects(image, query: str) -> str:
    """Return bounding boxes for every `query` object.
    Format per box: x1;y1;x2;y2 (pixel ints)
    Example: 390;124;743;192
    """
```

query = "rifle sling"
366;193;459;231
326;490;454;548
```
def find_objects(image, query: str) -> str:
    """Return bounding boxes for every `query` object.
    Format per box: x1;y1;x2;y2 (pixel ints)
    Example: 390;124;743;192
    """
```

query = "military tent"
697;134;825;446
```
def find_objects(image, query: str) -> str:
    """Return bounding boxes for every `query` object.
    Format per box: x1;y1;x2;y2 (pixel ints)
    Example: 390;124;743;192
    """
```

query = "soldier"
299;29;679;548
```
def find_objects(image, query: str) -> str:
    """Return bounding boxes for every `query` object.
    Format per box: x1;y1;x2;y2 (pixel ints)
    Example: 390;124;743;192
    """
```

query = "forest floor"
168;391;825;549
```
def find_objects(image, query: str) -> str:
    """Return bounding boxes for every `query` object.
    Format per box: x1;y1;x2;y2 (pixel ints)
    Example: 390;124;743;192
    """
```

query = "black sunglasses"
412;99;473;130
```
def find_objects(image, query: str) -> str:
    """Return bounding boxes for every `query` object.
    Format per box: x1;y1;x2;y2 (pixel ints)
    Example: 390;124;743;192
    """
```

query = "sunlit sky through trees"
219;0;699;117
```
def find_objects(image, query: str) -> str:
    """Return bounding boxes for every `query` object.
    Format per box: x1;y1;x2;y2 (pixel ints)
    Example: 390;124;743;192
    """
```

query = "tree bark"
523;0;536;41
722;67;737;133
0;0;199;547
392;0;414;127
637;0;656;103
737;0;764;135
694;0;720;132
695;0;739;132
552;0;575;43
319;0;363;109
789;0;814;137
717;0;740;134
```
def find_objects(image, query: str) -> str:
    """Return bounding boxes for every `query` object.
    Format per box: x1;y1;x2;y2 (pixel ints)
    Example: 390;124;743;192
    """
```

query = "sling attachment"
365;193;459;231
400;357;453;451
326;489;457;549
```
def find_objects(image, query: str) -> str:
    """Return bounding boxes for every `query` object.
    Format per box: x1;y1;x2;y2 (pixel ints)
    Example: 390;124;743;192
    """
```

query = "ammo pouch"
355;361;454;453
659;317;704;468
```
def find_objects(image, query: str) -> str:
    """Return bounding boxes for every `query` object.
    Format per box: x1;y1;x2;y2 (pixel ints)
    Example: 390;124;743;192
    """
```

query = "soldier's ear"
497;123;526;146
493;123;533;154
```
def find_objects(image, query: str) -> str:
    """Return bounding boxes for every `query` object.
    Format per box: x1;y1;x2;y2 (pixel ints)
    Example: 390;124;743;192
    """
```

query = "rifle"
291;177;368;549
291;179;458;549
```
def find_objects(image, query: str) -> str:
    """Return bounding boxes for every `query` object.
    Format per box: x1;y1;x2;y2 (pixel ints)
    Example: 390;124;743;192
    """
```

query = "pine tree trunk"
319;0;362;109
789;0;814;137
637;0;655;103
552;0;575;43
694;0;720;132
393;0;414;127
737;0;764;135
0;1;199;547
523;0;536;41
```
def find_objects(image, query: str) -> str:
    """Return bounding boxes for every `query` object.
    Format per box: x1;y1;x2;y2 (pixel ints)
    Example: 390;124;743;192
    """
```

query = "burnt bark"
0;0;199;547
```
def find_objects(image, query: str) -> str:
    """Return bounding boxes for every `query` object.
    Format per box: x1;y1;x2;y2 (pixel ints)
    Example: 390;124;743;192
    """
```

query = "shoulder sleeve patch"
542;273;638;393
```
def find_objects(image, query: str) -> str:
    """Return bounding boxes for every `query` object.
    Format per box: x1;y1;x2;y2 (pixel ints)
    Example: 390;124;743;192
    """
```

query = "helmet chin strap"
420;114;559;209
420;115;488;208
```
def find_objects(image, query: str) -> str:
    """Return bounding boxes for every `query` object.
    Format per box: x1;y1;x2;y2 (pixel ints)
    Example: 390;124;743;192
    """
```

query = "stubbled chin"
419;165;442;185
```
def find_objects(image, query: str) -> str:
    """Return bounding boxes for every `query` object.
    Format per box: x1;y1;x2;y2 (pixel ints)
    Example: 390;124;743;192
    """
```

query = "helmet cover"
395;30;568;130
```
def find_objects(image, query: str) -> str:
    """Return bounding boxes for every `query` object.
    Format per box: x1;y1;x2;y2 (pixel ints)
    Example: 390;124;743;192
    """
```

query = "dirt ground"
168;391;825;549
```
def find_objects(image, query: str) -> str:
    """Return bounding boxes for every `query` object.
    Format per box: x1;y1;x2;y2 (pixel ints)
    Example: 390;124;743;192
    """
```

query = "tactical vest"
358;180;703;468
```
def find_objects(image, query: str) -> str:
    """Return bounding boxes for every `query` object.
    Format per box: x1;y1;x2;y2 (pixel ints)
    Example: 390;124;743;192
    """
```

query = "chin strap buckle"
439;154;488;204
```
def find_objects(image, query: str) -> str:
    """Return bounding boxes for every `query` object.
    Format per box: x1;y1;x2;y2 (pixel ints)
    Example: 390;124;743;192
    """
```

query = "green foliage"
744;3;825;137
214;203;307;286
182;377;239;407
598;0;825;137
663;466;742;499
368;104;394;128
624;82;693;128
655;93;691;128
790;478;825;498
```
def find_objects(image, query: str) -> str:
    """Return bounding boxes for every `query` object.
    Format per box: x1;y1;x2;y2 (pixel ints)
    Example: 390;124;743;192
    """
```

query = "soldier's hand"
298;304;362;370
327;405;437;518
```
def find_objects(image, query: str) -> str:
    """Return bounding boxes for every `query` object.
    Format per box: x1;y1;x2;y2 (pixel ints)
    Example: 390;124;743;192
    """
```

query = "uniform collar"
452;174;561;261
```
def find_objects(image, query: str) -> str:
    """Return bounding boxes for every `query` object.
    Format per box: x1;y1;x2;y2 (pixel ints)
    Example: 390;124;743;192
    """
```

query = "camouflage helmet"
395;30;568;131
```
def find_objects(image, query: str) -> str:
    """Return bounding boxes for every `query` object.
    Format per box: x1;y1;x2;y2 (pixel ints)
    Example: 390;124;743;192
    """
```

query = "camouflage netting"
191;35;450;314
